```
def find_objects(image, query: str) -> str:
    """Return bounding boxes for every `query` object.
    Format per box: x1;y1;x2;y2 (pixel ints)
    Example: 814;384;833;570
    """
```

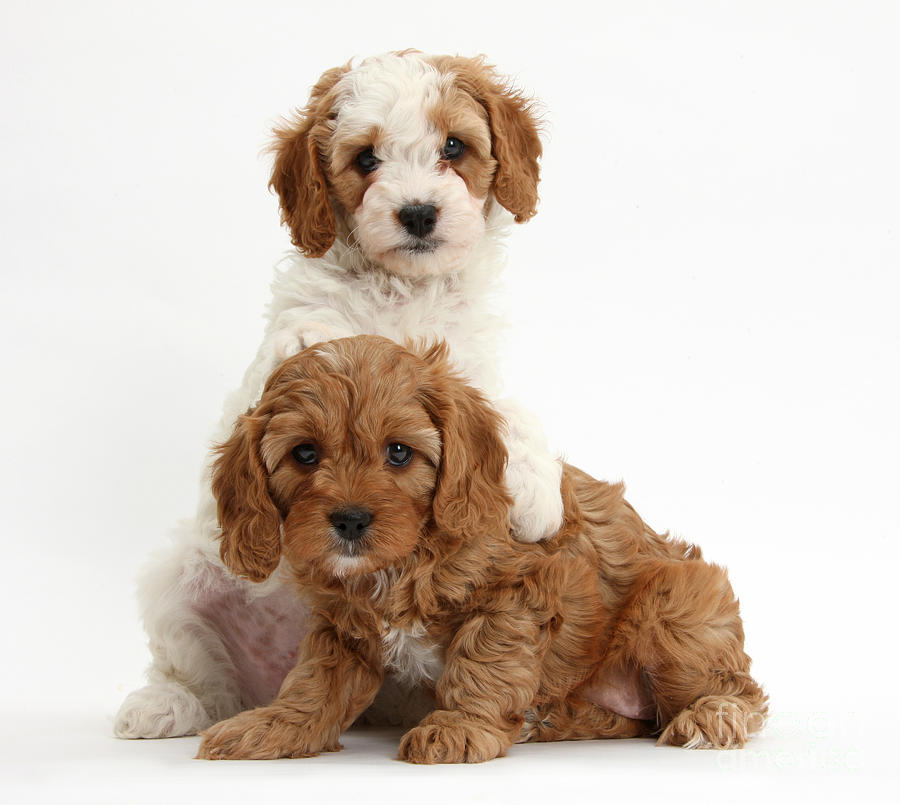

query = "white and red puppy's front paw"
495;399;564;543
274;320;355;360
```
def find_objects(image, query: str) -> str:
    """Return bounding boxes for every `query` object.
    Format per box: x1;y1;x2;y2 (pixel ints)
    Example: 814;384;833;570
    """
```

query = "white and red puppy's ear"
211;412;282;582
269;65;348;257
436;56;543;222
416;343;512;542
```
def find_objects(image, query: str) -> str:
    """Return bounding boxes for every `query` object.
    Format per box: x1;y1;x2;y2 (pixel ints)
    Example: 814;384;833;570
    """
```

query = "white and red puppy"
115;51;563;739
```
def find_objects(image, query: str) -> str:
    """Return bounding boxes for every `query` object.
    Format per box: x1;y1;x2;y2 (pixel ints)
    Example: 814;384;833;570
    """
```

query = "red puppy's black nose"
329;507;373;540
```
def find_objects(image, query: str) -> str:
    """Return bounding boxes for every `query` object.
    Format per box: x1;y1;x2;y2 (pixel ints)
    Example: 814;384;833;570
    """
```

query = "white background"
1;1;897;802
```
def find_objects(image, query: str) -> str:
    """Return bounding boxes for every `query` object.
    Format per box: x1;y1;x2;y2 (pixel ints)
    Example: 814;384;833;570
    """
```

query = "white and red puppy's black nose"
398;204;438;238
329;507;373;540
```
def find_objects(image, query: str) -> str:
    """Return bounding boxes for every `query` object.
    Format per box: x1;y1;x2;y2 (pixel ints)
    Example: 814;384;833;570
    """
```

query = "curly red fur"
269;65;348;256
199;336;766;763
211;412;282;582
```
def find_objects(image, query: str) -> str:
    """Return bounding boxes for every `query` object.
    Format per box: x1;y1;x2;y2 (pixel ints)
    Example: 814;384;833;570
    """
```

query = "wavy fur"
198;337;767;763
115;52;563;740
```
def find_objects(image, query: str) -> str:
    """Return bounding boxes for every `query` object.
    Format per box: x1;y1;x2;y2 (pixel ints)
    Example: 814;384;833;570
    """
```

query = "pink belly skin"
581;665;657;721
194;578;309;708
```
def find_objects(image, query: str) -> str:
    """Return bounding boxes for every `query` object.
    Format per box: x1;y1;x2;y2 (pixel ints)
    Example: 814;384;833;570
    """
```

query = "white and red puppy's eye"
386;443;414;467
355;147;379;174
441;137;465;160
292;443;319;465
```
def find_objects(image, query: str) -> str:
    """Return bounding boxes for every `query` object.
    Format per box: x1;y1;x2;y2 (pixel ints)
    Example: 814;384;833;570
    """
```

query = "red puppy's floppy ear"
269;65;347;257
416;343;512;542
438;56;543;222
211;412;282;582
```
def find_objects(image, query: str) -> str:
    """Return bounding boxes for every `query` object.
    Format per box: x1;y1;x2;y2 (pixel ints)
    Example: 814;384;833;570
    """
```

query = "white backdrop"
1;1;897;802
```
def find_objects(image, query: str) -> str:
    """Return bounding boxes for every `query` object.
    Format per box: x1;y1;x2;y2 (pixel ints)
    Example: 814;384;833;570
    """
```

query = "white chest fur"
381;621;444;686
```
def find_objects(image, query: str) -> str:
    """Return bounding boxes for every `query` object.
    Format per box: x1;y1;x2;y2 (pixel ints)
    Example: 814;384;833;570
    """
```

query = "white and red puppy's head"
270;52;542;277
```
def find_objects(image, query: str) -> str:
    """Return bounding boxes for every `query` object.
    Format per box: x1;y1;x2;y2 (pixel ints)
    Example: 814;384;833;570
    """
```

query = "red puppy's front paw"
196;707;339;760
398;711;508;764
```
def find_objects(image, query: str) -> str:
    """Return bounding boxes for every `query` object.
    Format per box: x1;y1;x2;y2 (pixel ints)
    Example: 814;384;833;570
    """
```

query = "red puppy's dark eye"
292;443;318;465
386;443;413;467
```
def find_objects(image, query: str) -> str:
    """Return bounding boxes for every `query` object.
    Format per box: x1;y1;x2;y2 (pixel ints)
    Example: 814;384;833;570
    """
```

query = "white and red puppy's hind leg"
114;504;307;738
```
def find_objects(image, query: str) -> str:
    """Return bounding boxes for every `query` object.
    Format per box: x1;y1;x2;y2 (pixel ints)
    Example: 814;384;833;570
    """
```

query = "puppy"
197;336;767;763
115;52;564;739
